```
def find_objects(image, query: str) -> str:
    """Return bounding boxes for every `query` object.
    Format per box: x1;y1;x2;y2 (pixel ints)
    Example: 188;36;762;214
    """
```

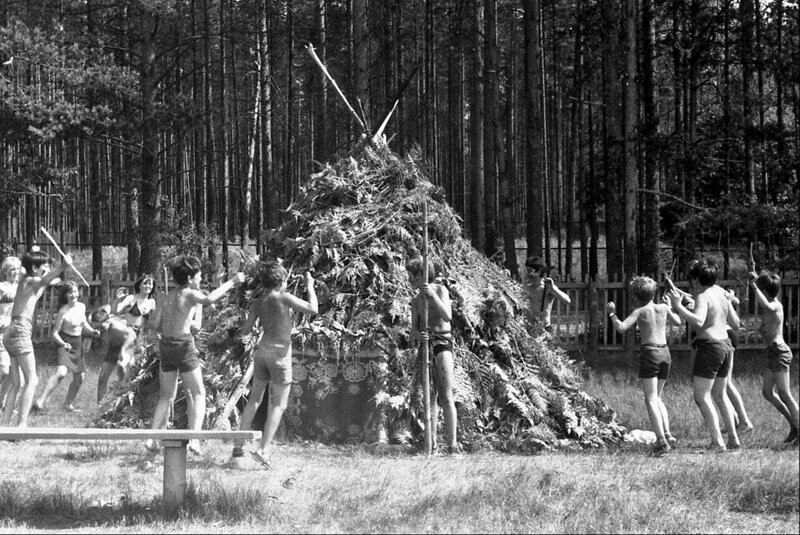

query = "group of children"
1;246;797;465
606;258;799;455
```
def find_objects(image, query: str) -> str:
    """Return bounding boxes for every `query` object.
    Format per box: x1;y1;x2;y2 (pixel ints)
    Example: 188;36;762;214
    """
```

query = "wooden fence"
29;276;800;355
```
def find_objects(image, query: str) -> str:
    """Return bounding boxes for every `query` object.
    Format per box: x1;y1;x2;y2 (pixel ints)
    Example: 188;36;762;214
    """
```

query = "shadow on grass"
0;477;282;529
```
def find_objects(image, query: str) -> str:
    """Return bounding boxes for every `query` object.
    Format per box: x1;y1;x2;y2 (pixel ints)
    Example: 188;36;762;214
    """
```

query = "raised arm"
37;255;71;289
284;272;318;315
669;288;707;328
606;302;637;333
194;272;245;306
545;278;571;304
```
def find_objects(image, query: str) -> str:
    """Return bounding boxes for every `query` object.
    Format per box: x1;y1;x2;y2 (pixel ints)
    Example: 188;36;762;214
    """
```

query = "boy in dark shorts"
230;261;318;468
408;257;460;455
668;259;741;452
145;256;244;454
607;276;681;455
749;270;799;446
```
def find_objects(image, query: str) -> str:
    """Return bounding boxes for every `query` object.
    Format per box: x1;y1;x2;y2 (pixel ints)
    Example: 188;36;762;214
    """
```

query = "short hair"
257;260;288;290
756;271;781;299
171;255;202;286
0;256;21;278
406;257;435;282
687;258;717;287
525;255;552;274
630;276;657;303
21;250;52;277
133;274;156;297
58;281;80;306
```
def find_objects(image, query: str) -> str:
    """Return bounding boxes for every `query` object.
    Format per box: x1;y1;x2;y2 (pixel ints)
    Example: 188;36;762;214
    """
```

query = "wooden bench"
0;428;261;509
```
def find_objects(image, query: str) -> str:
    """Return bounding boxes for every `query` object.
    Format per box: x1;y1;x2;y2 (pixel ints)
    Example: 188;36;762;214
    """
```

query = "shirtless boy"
1;250;69;427
607;276;681;455
749;270;799;446
231;261;318;468
668;259;740;452
145;256;244;453
408;257;460;455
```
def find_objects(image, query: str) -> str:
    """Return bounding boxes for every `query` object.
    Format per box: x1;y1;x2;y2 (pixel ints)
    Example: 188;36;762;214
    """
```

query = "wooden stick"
39;227;90;286
305;44;367;134
421;200;432;456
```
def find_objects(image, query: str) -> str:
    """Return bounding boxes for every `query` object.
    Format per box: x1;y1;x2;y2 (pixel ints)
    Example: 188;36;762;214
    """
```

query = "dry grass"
0;345;797;533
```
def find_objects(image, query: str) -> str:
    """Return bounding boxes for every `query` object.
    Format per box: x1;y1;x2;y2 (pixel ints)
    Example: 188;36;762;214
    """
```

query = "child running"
1;249;70;427
33;282;101;412
749;269;799;446
408;257;460;455
97;274;157;402
668;259;741;452
145;256;244;454
607;276;681;455
0;256;22;411
231;261;318;469
524;256;571;333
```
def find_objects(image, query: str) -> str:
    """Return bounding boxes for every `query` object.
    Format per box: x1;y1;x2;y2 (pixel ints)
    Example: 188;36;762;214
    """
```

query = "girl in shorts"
34;282;100;412
0;256;22;411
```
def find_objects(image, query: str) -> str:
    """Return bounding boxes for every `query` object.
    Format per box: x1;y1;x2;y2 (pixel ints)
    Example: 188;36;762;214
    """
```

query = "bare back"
635;302;671;345
254;291;293;344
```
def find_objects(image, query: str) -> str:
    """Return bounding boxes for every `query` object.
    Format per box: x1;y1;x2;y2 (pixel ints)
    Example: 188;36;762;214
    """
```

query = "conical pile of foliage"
97;142;626;452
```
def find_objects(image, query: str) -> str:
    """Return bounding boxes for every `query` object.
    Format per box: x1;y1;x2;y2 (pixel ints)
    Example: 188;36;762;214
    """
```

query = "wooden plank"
0;428;260;441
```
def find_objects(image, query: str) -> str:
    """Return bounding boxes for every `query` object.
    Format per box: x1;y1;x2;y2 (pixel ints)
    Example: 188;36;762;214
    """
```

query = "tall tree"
470;0;485;251
524;0;543;258
622;0;638;278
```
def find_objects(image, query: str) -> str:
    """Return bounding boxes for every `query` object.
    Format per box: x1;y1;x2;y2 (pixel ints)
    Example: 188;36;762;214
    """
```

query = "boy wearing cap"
524;256;571;333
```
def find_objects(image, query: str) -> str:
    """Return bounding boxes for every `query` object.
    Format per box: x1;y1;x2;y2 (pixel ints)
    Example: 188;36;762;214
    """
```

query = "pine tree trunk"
484;0;499;258
524;0;543;258
623;0;638;279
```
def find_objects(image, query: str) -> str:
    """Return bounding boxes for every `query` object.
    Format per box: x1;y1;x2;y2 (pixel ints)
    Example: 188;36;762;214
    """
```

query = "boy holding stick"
668;259;741;452
408;257;460;455
749;269;799;446
1;249;70;427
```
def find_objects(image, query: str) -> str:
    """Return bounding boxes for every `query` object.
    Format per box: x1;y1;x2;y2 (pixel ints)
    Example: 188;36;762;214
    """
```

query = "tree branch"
637;188;708;211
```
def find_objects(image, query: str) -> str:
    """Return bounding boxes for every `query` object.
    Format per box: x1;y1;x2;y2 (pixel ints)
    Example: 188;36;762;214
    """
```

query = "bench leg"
162;440;187;510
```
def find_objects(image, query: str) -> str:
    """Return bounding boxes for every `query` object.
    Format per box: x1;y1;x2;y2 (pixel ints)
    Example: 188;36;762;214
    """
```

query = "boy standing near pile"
145;256;244;454
408;257;460;455
231;261;318;468
607;276;681;455
749;269;799;446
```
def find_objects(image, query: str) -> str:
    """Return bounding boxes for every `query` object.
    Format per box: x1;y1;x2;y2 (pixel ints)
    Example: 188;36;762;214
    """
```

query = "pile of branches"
97;142;626;452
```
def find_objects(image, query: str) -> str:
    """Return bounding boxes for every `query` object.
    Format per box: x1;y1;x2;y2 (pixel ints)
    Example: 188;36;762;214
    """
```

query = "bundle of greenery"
96;142;626;453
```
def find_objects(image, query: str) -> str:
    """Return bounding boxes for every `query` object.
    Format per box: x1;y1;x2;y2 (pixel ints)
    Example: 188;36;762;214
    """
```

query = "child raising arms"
1;249;70;427
749;270;799;446
231;261;318;469
607;276;681;455
34;281;101;412
145;256;244;454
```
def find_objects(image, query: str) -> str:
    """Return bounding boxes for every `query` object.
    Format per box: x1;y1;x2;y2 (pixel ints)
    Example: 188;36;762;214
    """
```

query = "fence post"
588;278;598;357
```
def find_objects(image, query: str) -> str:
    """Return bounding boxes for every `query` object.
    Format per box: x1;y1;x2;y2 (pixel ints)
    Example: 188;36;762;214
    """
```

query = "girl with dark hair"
97;274;157;403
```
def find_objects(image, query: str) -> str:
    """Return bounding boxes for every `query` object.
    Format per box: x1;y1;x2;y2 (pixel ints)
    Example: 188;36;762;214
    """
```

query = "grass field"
0;344;798;533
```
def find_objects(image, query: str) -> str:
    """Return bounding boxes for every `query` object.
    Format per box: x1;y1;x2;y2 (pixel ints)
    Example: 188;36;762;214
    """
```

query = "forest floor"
0;344;797;533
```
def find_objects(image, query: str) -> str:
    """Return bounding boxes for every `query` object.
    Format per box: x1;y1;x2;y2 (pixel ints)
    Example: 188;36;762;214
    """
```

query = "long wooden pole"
305;44;368;134
421;201;432;456
39;227;90;286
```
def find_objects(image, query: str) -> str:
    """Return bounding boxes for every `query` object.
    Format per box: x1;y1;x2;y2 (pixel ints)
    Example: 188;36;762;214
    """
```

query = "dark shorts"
3;316;33;357
253;339;292;385
766;342;794;373
431;333;453;358
57;332;86;374
692;338;733;379
159;334;201;373
727;328;738;349
639;344;671;380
